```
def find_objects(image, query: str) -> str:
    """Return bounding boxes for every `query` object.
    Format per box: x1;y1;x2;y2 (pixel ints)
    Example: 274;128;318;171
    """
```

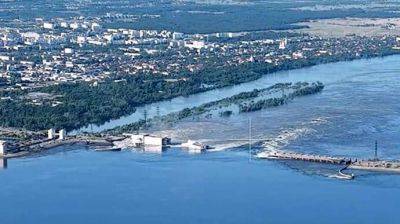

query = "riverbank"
73;53;400;134
108;82;324;134
1;136;115;159
2;48;400;133
3;51;400;179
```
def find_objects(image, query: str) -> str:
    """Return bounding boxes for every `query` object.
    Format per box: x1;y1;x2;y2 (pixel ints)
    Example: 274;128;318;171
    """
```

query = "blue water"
3;55;400;223
75;54;400;134
1;147;400;224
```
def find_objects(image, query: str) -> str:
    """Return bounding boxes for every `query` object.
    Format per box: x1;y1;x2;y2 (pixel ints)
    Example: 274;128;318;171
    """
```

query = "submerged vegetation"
239;82;324;112
239;98;286;113
109;82;324;134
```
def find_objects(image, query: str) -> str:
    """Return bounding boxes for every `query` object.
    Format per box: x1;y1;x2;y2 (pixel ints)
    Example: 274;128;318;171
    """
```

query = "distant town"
3;1;400;222
2;15;400;96
1;14;400;132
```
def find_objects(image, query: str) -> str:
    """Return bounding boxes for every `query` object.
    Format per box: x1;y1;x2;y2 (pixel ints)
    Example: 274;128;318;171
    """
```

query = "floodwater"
2;55;400;223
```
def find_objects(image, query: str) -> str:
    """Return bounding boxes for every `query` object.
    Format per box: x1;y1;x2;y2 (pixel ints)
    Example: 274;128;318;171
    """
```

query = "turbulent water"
150;55;400;160
2;55;400;223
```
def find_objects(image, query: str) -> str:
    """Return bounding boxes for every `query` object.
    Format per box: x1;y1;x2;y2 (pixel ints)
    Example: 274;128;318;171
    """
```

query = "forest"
0;46;396;132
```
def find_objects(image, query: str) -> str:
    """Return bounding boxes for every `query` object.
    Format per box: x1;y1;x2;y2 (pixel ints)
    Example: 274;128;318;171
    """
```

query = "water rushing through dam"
3;55;400;223
73;55;400;134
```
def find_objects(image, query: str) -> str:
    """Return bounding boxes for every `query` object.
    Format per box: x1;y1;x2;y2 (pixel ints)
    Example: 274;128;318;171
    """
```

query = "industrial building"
47;129;66;140
128;134;170;148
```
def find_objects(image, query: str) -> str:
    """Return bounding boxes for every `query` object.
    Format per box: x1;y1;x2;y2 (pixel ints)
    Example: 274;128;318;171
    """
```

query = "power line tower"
156;105;160;118
143;109;148;130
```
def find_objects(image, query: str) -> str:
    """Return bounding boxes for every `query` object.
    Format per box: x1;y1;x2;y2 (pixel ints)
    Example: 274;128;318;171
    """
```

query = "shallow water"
3;55;400;223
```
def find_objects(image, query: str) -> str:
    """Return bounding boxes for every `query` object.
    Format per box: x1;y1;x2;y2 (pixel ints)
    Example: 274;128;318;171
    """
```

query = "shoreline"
3;134;400;176
73;52;400;134
1;137;114;159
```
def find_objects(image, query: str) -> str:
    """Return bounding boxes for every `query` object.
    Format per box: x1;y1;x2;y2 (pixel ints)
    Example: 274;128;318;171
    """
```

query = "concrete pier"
257;150;400;173
2;135;115;159
257;150;350;165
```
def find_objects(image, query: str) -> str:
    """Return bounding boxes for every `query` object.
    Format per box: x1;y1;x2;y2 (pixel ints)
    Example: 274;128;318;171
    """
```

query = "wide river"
2;55;400;223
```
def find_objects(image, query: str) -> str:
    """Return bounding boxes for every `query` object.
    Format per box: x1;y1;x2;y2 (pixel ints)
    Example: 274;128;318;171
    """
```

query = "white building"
48;129;66;140
43;22;54;29
21;32;40;45
70;22;79;30
48;128;55;139
292;52;303;59
279;38;287;50
91;23;101;31
60;22;68;28
144;135;164;146
0;55;10;61
172;32;184;40
64;48;74;54
128;134;170;148
65;61;74;68
0;140;7;156
59;129;66;140
184;40;205;50
76;36;86;44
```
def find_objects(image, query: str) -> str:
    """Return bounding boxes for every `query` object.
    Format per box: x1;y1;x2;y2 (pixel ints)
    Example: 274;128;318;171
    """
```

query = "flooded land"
2;0;400;223
2;55;400;223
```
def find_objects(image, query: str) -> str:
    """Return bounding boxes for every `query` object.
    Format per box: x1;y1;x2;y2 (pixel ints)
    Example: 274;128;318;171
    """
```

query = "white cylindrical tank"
0;140;7;156
58;129;66;140
48;128;55;139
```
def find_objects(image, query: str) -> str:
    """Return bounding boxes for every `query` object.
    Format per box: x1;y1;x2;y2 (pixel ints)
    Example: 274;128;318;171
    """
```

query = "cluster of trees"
0;74;204;131
0;40;392;132
239;82;324;113
239;98;286;113
289;82;324;97
5;0;400;34
121;2;400;34
220;110;233;117
110;82;324;133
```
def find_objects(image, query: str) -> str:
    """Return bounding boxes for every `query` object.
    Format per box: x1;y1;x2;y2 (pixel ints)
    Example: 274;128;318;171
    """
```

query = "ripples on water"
136;56;400;179
3;57;400;223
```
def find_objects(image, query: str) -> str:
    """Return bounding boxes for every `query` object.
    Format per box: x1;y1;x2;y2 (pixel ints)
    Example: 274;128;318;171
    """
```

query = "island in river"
2;54;400;223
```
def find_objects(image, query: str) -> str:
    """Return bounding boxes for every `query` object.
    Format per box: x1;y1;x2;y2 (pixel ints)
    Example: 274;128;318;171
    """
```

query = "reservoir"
2;55;400;223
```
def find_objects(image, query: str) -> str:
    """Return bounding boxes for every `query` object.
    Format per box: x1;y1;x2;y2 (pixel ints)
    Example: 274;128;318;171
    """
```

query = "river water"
2;55;400;223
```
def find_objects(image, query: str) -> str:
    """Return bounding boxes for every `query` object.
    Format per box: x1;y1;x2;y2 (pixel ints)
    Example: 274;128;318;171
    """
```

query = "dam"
257;150;400;174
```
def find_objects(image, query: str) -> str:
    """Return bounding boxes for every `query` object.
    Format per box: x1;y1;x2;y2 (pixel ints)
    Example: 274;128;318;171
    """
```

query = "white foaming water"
199;117;323;152
209;141;248;152
113;138;134;149
127;117;330;153
260;117;329;153
262;127;312;150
